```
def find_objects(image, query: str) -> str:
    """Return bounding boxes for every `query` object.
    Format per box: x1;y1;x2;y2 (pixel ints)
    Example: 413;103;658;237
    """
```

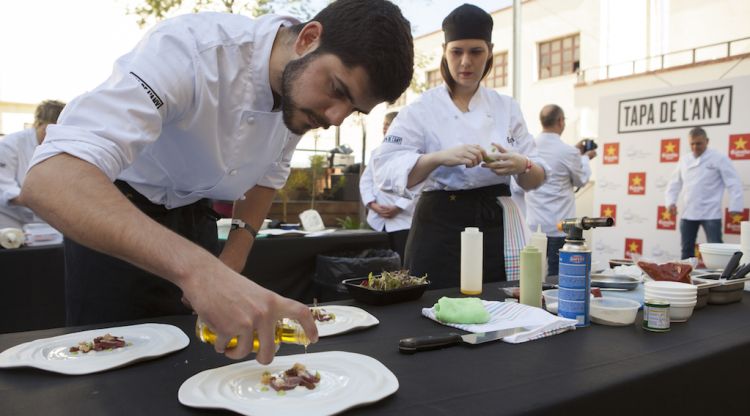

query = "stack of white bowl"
644;281;698;322
699;243;742;269
741;222;749;291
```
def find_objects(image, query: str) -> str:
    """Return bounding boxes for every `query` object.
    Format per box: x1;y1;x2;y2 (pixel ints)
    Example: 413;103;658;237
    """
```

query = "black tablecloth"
1;230;388;334
1;282;748;415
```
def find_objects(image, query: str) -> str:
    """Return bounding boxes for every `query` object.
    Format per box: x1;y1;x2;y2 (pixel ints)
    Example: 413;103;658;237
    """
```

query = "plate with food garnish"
178;351;398;416
0;323;188;375
310;305;379;337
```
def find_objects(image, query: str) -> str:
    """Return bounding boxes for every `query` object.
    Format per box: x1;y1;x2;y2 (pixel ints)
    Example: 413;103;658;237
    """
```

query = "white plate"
0;323;188;375
313;305;379;337
179;351;398;416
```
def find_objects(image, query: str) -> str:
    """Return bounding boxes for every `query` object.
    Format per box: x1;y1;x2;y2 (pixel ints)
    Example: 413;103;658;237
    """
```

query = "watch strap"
230;219;258;238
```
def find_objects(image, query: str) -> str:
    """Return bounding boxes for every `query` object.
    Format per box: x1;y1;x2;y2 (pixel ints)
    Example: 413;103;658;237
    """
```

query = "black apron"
404;184;510;290
64;180;221;326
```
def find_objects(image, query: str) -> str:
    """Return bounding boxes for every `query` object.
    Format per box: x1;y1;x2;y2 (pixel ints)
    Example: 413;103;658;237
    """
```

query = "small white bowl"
590;297;641;326
645;290;697;300
670;303;696;322
542;289;558;314
645;281;697;292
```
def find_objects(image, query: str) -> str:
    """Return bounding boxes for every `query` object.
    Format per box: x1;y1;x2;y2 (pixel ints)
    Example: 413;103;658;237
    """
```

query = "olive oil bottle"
195;316;311;351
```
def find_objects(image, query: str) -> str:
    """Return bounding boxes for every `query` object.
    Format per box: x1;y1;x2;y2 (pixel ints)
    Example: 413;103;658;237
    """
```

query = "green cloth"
434;297;490;324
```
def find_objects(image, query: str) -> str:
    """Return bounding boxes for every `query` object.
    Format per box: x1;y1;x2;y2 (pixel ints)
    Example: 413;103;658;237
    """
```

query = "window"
426;69;441;89
482;52;508;89
538;34;580;80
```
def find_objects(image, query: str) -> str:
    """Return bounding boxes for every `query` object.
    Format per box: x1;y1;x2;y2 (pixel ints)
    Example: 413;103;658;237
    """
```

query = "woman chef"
372;4;547;288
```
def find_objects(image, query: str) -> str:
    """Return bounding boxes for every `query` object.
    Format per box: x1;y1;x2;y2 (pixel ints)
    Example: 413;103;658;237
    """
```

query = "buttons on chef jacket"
246;115;255;124
229;169;238;176
240;195;247;201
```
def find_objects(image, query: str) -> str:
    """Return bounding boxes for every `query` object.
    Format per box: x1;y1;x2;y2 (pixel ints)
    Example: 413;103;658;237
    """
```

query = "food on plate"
260;363;321;393
361;270;428;290
69;334;129;353
310;307;336;322
637;260;692;284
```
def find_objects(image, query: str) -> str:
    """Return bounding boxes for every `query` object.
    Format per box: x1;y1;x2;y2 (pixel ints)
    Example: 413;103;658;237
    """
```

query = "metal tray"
590;274;640;290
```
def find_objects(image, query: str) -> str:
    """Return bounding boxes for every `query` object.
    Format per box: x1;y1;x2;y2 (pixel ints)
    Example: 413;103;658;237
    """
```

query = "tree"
127;0;322;28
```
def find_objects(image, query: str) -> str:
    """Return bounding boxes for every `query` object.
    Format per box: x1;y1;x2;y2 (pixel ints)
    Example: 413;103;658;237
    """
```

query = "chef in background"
372;4;547;288
665;126;744;259
360;111;415;264
0;100;65;228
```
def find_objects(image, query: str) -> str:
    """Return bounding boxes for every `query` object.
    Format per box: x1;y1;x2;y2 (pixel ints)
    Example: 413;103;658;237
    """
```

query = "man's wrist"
521;156;533;174
230;219;257;238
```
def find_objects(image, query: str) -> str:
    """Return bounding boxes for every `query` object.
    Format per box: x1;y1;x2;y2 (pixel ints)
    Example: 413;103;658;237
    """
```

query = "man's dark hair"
297;0;414;103
440;41;493;96
689;126;707;139
540;104;564;128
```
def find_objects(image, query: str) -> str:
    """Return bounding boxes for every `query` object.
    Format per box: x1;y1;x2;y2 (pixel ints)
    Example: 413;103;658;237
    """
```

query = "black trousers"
404;184;510;290
64;181;220;326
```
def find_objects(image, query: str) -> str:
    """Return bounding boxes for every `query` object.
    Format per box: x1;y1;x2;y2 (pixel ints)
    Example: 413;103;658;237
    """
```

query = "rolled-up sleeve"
29;25;196;181
371;105;425;199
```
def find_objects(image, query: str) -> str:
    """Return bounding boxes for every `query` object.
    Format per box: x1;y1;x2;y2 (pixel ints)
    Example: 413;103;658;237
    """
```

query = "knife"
398;327;530;354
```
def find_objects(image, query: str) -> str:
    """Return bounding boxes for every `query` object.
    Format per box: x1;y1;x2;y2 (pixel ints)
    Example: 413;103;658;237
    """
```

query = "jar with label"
643;299;670;332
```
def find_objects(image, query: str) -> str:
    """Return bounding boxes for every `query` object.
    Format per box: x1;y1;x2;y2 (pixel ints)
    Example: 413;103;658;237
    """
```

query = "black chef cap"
442;4;493;43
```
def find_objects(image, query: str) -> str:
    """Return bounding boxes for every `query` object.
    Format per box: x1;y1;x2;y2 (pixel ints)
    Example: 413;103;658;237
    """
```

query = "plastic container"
699;243;742;269
590;297;640;326
542;289;559;314
461;227;483;295
529;226;548;280
341;277;430;306
520;245;542;307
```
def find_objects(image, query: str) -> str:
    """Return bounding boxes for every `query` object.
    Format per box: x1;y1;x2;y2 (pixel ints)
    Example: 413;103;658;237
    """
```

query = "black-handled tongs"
729;262;750;280
720;251;744;280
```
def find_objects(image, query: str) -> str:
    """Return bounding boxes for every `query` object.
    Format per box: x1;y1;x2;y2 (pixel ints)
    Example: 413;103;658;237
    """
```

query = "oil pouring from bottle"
195;316;312;352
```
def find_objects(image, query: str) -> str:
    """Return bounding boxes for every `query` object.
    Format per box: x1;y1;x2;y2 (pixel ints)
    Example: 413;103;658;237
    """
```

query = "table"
1;282;748;415
1;230;388;333
0;244;66;333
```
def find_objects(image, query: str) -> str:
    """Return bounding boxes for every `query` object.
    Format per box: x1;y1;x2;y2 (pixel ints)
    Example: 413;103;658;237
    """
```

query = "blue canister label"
558;250;591;326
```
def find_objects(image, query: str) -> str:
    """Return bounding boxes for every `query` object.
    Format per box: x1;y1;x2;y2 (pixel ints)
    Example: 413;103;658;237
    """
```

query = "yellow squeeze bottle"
195;316;311;351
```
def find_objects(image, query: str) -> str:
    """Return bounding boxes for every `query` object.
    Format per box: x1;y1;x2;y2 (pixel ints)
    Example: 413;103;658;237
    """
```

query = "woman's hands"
436;144;485;168
481;143;527;176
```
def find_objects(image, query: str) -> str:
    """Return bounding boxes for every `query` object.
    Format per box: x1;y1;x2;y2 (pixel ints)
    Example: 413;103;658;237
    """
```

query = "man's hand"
368;202;402;219
668;204;678;216
481;143;526;176
182;263;318;363
584;149;597;160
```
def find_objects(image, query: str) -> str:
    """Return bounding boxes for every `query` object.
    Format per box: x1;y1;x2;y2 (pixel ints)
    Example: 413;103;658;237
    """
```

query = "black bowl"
341;277;430;306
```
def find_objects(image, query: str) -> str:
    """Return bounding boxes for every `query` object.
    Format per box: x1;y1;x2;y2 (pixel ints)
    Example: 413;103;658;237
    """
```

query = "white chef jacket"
665;147;744;220
0;128;45;227
371;85;547;198
359;162;414;232
524;132;591;236
30;13;301;209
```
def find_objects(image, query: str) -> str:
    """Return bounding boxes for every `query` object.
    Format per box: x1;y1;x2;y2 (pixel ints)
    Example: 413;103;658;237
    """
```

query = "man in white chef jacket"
665;127;744;259
0;100;65;229
524;105;595;276
359;112;415;264
19;0;414;362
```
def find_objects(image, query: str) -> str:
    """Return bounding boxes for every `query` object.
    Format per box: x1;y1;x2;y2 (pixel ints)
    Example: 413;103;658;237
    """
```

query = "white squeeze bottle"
529;225;548;282
461;227;483;295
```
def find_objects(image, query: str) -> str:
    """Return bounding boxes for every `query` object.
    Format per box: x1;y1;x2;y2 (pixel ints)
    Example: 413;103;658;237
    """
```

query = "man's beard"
280;52;329;135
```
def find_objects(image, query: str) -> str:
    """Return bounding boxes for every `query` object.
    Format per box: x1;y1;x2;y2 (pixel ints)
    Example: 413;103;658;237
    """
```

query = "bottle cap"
464;227;480;233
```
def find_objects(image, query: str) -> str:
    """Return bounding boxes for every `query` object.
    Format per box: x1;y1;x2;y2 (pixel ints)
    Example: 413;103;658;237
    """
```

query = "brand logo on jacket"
729;134;750;160
624;238;643;259
628;172;646;195
603;142;619;164
383;135;403;145
600;204;617;225
656;206;676;230
660;138;680;163
724;208;749;234
129;72;163;109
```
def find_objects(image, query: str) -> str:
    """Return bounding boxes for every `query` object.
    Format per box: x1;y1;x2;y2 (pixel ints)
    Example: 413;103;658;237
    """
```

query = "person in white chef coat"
19;0;414;362
0;100;65;229
371;4;547;288
524;104;595;277
665;126;744;259
360;111;415;264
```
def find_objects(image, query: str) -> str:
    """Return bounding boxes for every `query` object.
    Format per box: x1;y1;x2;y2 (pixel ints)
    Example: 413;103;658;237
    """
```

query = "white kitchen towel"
497;196;530;281
422;299;577;344
0;228;24;249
